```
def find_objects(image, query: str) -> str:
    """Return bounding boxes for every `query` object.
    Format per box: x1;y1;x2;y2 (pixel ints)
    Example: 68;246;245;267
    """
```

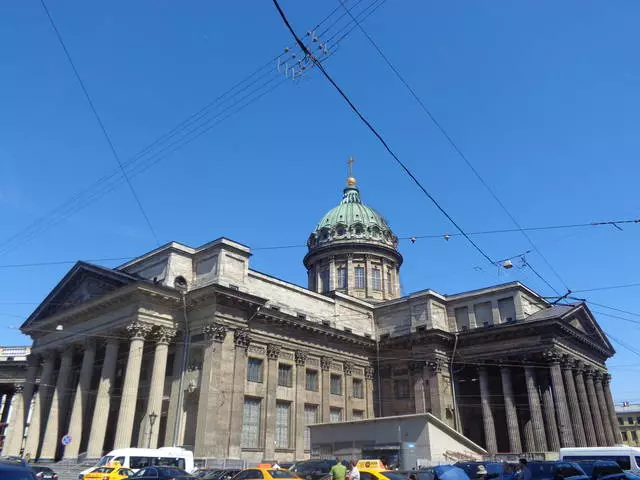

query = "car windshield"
94;468;115;474
97;457;115;467
268;471;298;478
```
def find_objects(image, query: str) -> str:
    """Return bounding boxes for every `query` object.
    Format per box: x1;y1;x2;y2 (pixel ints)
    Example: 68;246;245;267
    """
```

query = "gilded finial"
346;156;356;187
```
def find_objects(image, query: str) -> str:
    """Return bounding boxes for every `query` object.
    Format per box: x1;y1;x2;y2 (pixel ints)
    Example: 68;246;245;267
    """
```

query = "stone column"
427;358;446;420
114;321;152;449
1;386;23;456
344;362;353;420
164;339;185;446
477;367;497;453
500;366;522;453
520;411;536;453
0;392;13;423
524;365;548;451
603;374;622;444
410;361;427;414
227;329;250;458
594;371;615;445
346;254;354;296
545;351;575;447
294;350;308;459
365;366;375;418
329;256;336;291
321;356;332;422
562;357;587;447
264;343;281;459
365;255;373;297
585;368;607;445
540;373;560;451
24;352;55;459
41;346;74;461
144;327;176;449
193;323;228;457
63;339;97;459
574;365;597;446
86;338;119;459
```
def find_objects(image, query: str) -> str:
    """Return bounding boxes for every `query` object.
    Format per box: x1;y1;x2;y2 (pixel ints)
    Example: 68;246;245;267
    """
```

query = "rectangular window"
275;402;291;449
622;431;628;441
454;307;470;331
394;379;410;399
498;297;516;323
474;302;493;327
303;404;319;451
372;268;382;291
386;270;393;294
619;417;624;425
278;363;293;388
320;269;330;293
337;266;347;289
355;266;365;289
241;397;261;448
329;407;343;423
636;416;640;424
352;378;364;399
352;410;364;421
247;358;263;383
330;374;342;395
306;369;319;392
630;417;634;425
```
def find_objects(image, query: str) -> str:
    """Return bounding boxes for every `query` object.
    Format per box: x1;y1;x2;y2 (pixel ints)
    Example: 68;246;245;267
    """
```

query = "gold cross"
347;156;355;177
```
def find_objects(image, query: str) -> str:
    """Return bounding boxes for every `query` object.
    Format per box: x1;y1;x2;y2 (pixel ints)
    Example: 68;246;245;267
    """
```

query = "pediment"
22;262;139;328
561;304;614;353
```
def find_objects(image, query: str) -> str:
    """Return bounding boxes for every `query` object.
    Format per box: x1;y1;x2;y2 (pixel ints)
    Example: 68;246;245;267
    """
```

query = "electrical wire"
39;0;160;246
272;0;496;266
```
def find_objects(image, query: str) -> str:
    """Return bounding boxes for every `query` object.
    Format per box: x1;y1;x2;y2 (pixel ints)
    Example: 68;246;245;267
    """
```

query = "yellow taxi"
83;462;135;480
233;465;300;480
355;460;406;480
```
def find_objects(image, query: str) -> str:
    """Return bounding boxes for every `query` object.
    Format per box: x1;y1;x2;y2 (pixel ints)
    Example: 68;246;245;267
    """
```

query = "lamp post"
148;412;158;448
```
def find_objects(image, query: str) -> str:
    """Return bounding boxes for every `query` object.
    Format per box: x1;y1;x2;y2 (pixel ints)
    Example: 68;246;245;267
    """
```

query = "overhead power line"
0;0;385;259
39;0;160;245
271;0;496;266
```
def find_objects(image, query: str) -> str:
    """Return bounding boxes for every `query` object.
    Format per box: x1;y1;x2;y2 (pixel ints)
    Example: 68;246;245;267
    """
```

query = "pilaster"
365;366;375;418
294;350;308;459
409;361;426;414
227;328;250;458
264;343;280;459
164;339;185;447
321;356;332;422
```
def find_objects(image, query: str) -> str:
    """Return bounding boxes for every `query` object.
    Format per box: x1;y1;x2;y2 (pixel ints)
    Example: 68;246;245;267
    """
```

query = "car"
573;461;625;480
411;465;471;480
84;463;136;480
290;460;340;480
0;462;37;480
30;466;59;479
526;461;590;480
194;469;220;479
202;469;241;480
354;459;408;480
130;466;194;479
455;462;517;480
232;467;301;480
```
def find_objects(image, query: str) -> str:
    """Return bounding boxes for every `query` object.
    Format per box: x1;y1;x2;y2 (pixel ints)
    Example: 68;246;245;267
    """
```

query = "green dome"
307;185;398;251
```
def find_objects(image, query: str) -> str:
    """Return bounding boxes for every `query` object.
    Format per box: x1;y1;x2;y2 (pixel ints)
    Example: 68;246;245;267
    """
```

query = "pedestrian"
348;460;360;480
273;462;281;469
331;458;348;480
518;459;532;480
477;464;488;480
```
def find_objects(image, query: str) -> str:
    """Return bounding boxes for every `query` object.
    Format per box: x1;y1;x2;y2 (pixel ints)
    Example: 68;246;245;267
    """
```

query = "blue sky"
1;1;639;401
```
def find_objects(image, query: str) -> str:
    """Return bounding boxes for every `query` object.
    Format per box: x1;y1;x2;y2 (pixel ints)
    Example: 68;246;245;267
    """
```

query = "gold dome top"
346;156;356;187
346;176;357;187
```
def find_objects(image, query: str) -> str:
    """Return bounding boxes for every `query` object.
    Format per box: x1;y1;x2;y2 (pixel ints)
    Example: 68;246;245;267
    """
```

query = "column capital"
561;355;576;371
266;344;281;361
364;365;375;380
321;356;332;371
203;323;227;343
295;350;308;366
81;337;97;350
603;373;612;385
585;368;597;379
125;321;153;340
409;360;426;373
154;327;177;345
542;350;561;364
343;362;354;376
13;384;24;394
233;328;251;350
428;358;446;374
57;344;75;357
592;369;604;381
26;353;40;368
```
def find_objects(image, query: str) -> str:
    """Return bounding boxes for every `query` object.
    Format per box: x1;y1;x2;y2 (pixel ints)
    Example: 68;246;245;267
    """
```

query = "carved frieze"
126;321;153;341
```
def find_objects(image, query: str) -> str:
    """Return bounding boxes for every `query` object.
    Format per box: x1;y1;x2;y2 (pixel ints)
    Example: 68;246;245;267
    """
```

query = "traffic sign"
61;434;72;446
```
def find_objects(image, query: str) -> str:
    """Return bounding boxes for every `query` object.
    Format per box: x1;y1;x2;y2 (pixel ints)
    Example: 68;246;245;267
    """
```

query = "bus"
560;447;640;474
78;447;194;478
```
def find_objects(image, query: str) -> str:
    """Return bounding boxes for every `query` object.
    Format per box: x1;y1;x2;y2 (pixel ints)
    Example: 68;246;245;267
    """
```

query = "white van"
78;447;195;479
560;447;640;474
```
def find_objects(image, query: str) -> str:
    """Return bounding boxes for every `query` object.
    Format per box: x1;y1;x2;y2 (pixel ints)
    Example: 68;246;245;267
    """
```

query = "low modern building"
0;170;621;463
309;413;486;469
616;403;640;446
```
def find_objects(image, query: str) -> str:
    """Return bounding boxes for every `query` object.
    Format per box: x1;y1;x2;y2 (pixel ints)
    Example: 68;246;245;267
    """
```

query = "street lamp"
148;412;158;448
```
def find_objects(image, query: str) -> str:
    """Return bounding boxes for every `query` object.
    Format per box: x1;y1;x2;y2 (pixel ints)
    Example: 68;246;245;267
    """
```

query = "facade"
616;403;640;446
0;173;621;463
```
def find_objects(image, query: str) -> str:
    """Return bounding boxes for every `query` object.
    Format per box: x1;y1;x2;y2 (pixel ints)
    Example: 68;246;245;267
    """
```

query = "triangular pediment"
560;304;614;353
22;262;139;328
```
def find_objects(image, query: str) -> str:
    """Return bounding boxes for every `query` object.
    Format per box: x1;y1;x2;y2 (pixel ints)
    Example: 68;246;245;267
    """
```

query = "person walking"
331;459;347;480
348;460;360;480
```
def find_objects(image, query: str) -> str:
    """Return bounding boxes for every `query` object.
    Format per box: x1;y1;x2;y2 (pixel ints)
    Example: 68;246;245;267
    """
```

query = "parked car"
574;461;625;480
194;468;219;479
456;462;517;480
130;466;194;479
30;466;59;479
202;469;242;480
412;465;471;480
527;461;590;480
290;460;340;480
0;462;37;480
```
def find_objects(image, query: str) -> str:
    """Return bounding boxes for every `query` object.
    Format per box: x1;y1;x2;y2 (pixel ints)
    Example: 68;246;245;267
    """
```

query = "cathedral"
0;169;620;463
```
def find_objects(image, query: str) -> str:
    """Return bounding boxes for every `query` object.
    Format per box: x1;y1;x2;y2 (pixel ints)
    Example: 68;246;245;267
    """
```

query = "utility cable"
271;0;495;265
40;0;160;245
